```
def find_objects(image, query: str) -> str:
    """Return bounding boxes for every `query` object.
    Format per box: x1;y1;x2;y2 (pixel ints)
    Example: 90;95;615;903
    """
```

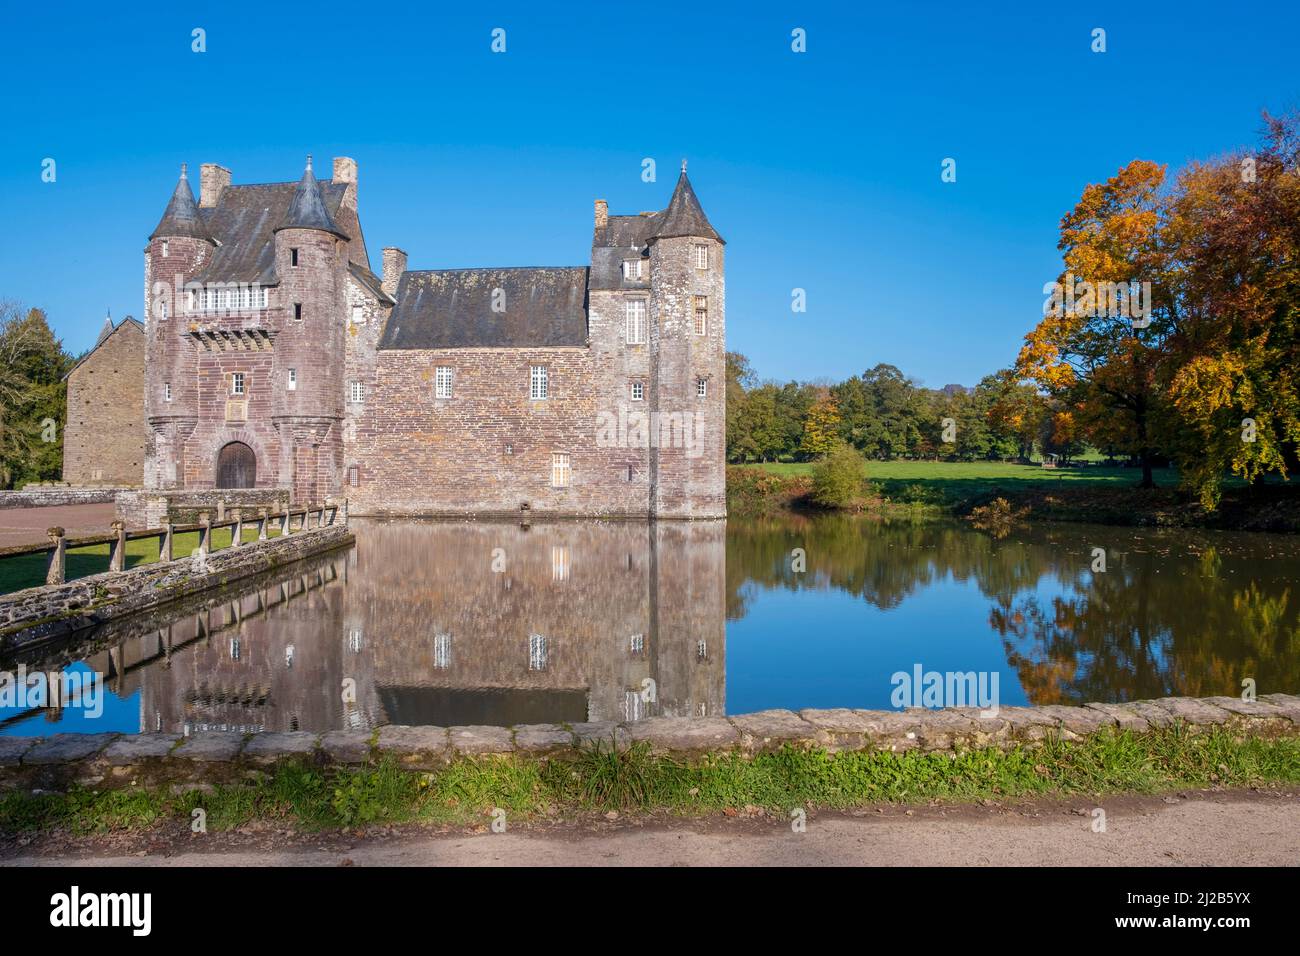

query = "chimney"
333;156;357;186
199;163;231;208
382;247;407;297
594;199;608;237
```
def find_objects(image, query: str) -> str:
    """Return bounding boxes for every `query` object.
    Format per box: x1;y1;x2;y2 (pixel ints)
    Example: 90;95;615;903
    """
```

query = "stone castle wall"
63;324;147;486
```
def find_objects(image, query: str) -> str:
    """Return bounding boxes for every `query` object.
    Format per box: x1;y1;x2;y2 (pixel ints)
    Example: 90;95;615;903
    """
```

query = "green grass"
3;726;1298;836
750;460;1179;506
0;525;282;596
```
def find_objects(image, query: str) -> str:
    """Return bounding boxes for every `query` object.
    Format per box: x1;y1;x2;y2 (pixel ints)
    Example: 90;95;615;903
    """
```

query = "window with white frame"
231;372;245;395
350;380;365;404
199;285;268;311
630;382;644;401
351;305;364;326
528;634;548;671
159;299;168;320
435;366;453;399
697;377;707;398
164;382;172;402
433;633;451;670
530;365;548;400
551;453;571;488
625;300;647;345
161;240;169;257
622;258;644;281
694;244;709;269
694;295;708;335
287;368;297;391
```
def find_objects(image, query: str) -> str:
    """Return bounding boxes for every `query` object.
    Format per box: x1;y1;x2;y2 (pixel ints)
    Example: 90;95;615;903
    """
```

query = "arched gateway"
215;441;257;489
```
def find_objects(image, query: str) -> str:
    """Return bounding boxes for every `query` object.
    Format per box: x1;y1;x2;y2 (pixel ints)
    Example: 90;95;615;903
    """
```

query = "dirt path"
0;503;117;548
6;789;1298;867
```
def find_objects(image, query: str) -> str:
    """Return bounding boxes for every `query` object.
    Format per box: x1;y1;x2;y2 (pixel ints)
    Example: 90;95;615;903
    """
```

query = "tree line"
725;355;1078;464
727;111;1300;509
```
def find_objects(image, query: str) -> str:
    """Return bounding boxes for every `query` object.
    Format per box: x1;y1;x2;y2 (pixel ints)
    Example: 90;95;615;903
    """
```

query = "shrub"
810;442;866;509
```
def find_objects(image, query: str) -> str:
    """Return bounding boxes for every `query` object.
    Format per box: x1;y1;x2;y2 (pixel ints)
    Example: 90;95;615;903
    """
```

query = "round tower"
270;155;350;504
647;163;726;518
144;164;213;489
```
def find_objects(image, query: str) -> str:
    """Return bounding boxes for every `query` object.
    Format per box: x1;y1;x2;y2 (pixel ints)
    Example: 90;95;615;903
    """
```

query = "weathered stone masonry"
118;155;727;518
3;695;1298;792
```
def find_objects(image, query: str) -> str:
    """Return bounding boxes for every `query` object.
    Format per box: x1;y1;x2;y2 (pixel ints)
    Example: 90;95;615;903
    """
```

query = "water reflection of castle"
93;521;726;733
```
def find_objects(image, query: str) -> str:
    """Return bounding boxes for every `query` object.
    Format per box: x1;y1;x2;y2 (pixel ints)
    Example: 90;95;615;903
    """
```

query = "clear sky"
1;1;1296;388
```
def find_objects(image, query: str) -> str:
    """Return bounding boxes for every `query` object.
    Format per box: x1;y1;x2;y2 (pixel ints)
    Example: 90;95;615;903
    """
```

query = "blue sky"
1;1;1296;387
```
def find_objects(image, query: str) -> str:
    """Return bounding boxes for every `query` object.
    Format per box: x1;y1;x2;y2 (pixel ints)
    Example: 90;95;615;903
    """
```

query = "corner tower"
647;163;726;518
144;165;212;489
271;155;350;504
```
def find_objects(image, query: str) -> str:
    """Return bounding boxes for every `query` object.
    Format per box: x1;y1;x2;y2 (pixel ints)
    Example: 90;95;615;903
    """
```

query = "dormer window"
622;259;644;281
290;248;299;267
694;244;709;270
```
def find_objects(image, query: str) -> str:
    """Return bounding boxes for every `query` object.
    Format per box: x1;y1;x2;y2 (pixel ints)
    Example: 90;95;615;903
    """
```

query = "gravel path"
6;789;1297;867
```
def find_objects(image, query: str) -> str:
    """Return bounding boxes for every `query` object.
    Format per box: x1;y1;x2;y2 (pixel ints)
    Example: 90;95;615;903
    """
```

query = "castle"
134;156;726;519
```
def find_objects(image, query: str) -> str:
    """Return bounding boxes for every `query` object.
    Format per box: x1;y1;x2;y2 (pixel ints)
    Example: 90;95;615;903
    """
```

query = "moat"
4;515;1299;736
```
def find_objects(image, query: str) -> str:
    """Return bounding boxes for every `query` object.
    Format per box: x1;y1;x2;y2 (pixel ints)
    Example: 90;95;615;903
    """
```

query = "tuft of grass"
1;727;1298;837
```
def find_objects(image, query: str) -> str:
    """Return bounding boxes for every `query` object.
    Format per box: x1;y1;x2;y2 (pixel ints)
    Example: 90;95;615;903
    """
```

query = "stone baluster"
257;508;268;541
159;518;174;562
45;527;67;585
109;520;128;571
198;512;211;557
231;508;243;548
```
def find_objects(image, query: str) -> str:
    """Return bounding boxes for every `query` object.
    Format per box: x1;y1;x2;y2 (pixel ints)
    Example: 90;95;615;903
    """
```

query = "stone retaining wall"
2;694;1296;792
0;488;129;510
0;523;354;652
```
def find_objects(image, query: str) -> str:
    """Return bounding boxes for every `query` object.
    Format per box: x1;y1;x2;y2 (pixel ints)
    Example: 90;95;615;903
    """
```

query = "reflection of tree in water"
728;516;1300;703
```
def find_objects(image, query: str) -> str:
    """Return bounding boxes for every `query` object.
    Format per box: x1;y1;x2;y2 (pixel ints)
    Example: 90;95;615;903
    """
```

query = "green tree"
0;303;71;488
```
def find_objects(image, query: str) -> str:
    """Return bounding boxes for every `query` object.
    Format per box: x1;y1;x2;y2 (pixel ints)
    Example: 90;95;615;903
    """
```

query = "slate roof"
589;170;722;289
649;170;723;243
188;180;353;286
348;262;393;306
381;267;589;349
275;158;348;239
149;168;211;242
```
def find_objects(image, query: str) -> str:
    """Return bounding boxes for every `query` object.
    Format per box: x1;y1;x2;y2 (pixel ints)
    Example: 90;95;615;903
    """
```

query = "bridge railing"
0;501;346;592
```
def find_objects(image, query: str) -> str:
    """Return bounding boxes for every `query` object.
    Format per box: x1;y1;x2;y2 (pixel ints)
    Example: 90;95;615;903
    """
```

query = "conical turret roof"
275;155;348;238
649;164;723;243
149;165;212;241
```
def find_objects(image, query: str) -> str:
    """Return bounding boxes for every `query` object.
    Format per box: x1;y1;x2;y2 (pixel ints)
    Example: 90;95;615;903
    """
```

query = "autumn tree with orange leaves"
1016;160;1179;488
1165;113;1300;507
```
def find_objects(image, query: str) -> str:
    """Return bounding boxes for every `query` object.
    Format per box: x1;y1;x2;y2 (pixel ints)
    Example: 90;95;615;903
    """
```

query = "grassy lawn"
0;525;281;596
2;727;1297;834
752;459;1180;502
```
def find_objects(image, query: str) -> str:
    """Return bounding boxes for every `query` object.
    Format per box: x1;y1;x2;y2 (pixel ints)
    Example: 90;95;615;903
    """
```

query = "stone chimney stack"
333;157;357;187
594;199;608;237
382;247;407;297
199;164;231;208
